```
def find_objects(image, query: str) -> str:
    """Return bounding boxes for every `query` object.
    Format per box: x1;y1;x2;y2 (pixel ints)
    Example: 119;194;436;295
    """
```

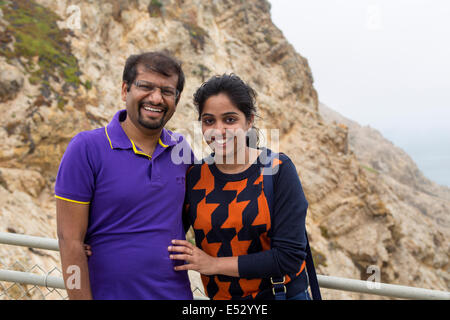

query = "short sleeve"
54;132;95;204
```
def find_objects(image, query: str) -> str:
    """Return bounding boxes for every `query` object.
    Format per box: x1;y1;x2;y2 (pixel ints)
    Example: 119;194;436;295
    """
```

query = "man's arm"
56;199;92;300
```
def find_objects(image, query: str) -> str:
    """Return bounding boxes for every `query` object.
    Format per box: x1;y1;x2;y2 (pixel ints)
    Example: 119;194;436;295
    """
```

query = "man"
55;51;193;299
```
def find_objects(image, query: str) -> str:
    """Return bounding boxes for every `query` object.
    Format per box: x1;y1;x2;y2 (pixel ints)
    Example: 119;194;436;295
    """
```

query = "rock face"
0;0;448;299
318;103;450;297
0;61;23;102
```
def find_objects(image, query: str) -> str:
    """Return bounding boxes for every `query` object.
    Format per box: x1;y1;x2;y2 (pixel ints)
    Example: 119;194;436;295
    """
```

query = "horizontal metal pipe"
0;269;65;289
317;275;450;300
0;232;59;251
1;269;448;300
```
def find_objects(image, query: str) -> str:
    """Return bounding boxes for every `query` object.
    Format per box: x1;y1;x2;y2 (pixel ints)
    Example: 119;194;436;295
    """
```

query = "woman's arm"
238;156;308;279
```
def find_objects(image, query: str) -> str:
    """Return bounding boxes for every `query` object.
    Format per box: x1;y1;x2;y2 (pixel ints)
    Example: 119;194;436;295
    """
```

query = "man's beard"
138;102;168;130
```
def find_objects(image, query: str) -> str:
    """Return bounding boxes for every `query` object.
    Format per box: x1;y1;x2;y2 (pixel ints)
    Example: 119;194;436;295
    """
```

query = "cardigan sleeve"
238;154;308;279
183;165;195;234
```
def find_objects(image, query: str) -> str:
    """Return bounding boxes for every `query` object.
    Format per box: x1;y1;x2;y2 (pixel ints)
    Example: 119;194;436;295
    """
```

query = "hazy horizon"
269;0;450;187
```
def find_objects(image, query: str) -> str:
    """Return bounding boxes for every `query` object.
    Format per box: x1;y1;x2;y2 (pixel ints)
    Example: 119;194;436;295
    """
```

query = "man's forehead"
135;69;177;88
136;64;177;80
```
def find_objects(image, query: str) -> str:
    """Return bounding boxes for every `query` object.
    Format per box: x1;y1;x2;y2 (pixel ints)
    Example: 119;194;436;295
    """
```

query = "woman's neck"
215;147;261;174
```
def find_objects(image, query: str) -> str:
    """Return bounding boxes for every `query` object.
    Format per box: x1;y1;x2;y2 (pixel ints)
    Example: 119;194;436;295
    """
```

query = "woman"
168;74;311;300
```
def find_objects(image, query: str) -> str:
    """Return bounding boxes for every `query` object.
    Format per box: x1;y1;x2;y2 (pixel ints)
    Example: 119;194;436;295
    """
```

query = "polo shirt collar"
105;109;178;151
159;124;179;148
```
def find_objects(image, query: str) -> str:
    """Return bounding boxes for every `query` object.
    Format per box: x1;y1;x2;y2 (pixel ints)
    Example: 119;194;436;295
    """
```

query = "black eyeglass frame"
133;80;179;99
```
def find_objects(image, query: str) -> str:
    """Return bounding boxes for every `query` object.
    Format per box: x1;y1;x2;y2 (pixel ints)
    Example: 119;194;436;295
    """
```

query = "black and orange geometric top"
184;150;309;300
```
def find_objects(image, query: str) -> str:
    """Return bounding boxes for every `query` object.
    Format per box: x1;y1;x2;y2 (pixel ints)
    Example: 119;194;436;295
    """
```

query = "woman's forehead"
202;93;241;114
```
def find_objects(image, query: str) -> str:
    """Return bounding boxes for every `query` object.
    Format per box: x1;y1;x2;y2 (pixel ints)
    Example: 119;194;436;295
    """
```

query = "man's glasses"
133;80;179;99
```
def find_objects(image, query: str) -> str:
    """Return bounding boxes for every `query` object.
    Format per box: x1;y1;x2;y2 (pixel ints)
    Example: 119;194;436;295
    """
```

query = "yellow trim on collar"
105;126;113;149
158;138;168;148
130;139;152;159
55;195;90;205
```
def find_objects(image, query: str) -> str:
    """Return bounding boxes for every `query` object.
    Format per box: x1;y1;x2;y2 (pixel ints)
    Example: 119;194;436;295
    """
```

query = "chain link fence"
0;258;67;300
0;258;208;300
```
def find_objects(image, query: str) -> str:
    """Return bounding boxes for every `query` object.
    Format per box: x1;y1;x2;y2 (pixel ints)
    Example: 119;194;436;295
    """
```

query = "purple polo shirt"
55;110;193;300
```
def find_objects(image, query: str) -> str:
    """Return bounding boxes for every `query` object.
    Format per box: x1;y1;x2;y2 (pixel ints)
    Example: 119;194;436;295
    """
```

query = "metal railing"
1;231;449;300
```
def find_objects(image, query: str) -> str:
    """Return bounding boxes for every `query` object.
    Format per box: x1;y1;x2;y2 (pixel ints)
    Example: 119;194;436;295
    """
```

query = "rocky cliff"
0;0;448;299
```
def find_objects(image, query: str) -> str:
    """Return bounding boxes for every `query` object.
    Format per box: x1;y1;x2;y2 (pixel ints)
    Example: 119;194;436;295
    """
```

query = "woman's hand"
168;239;218;275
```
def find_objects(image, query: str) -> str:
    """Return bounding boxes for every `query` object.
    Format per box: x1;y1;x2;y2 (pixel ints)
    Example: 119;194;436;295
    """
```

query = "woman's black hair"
193;74;257;122
193;74;260;147
122;51;185;104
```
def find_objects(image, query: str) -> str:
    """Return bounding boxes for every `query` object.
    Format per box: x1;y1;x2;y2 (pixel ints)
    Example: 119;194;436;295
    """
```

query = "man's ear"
175;92;181;106
121;82;128;102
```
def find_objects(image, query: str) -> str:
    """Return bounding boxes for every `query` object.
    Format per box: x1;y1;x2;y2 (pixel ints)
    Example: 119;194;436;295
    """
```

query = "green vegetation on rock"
183;22;209;52
310;246;328;268
361;165;379;174
0;0;85;97
148;0;163;17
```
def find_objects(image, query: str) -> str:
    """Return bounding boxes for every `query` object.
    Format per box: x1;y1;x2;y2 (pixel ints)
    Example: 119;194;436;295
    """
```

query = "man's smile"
139;102;167;117
143;106;163;113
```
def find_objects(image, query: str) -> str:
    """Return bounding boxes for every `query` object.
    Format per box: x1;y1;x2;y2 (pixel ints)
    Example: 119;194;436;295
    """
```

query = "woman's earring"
246;127;258;148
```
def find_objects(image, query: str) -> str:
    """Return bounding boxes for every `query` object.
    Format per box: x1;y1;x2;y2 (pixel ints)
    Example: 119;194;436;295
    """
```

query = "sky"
268;0;450;187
